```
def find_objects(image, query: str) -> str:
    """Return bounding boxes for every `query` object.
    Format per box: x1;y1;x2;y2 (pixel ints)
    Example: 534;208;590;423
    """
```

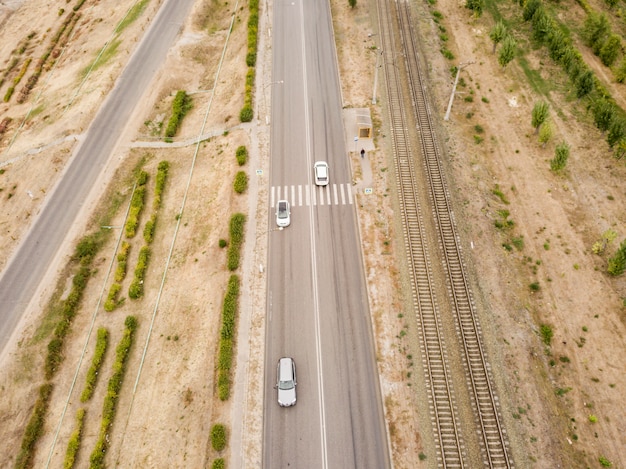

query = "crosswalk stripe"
270;184;353;207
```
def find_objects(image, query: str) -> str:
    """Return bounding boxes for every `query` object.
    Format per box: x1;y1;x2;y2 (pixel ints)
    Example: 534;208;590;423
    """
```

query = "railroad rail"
375;0;513;466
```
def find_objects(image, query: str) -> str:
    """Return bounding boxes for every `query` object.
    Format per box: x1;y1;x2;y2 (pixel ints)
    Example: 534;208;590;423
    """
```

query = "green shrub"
240;105;253;122
165;91;193;138
129;246;151;299
125;182;147;238
143;214;156;244
210;424;228;451
212;458;226;469
607;239;626;276
63;408;85;469
540;324;553;346
218;371;230;401
235;145;248;166
219;239;227;248
14;383;54;469
233;171;248;194
81;328;109;402
104;283;122;312
115;241;131;282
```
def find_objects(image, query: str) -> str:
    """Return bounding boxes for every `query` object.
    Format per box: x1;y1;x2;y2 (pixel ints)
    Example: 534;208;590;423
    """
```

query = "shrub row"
80;328;109;402
89;316;138;469
239;68;255;122
235;145;248;166
104;242;131;312
217;275;240;400
14;383;54;469
129;246;151;299
3;57;31;102
165;91;193;138
63;408;85;469
227;213;246;271
240;0;259;122
18;12;79;103
45;232;105;379
153;160;169;210
246;0;259;66
124;171;149;238
15;230;108;467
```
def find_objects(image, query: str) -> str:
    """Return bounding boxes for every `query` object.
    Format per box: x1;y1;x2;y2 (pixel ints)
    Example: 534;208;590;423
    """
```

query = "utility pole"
444;61;474;121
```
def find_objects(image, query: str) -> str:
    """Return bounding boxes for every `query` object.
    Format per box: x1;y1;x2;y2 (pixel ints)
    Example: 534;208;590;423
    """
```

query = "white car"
276;357;297;407
314;161;329;186
276;200;290;227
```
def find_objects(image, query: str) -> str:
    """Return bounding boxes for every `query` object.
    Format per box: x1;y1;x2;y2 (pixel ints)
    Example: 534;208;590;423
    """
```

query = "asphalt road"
263;0;391;467
0;0;197;357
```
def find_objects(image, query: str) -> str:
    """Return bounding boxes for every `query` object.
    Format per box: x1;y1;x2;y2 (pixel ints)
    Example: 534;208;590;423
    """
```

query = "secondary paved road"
0;0;197;356
263;0;391;467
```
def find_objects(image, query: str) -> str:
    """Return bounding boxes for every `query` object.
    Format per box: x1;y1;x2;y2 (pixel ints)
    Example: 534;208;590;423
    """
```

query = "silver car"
276;200;290;227
314;161;329;186
276;357;297;407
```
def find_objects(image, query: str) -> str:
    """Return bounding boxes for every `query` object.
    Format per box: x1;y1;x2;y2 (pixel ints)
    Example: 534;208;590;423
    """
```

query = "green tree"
498;35;517;68
582;13;610;54
605;0;619;8
575;70;594;99
614;57;626;83
550;141;570;172
532;7;551;43
607;239;626;276
599;34;621;66
349;0;356;7
489;20;507;54
465;0;483;17
592;98;615;134
531;101;550;133
523;0;541;21
607;117;625;148
547;28;569;64
538;120;553;147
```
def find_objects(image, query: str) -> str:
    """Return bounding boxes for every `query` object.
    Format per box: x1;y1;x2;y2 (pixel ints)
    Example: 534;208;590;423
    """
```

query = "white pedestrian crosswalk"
271;184;354;208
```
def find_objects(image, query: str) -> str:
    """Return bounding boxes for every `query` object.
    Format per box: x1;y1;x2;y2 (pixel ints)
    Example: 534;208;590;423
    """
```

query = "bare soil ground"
0;0;625;468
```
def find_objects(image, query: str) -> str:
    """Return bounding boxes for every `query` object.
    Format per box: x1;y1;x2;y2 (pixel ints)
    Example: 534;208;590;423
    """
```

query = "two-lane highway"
263;0;391;467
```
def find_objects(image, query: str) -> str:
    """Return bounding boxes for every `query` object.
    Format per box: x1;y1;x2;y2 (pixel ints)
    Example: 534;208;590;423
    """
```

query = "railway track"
375;0;513;466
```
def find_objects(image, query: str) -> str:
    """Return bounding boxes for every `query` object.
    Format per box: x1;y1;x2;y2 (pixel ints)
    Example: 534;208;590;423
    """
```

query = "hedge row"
226;213;246;271
18;11;80;103
129;246;151;299
63;408;85;469
124;171;149;238
89;316;138;469
105;240;130;312
14;383;54;469
246;0;259;66
239;68;255;123
165;91;193;138
3;57;31;102
153;161;169;210
217;275;240;400
45;233;105;379
80;328;109;402
240;0;259;122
